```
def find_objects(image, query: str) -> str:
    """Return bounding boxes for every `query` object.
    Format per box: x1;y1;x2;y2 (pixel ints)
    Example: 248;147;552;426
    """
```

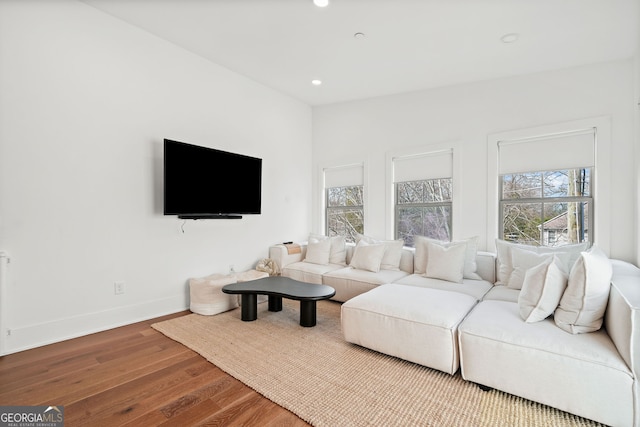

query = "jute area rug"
152;299;601;427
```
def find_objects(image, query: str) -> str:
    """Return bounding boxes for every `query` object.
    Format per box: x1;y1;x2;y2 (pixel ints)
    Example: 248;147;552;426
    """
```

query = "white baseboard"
2;295;188;355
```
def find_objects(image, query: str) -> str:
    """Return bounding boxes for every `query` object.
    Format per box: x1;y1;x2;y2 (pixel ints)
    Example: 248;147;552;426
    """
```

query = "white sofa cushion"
303;238;331;265
356;234;404;271
415;236;482;280
495;239;589;286
555;245;613;334
309;233;347;265
508;247;568;290
518;256;568;322
424;240;466;283
394;274;493;301
342;284;478;374
481;285;520;303
282;261;345;285
349;240;386;272
322;267;409;302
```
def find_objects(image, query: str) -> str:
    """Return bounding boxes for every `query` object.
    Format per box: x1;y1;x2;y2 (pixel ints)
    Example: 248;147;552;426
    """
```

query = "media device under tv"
163;139;262;219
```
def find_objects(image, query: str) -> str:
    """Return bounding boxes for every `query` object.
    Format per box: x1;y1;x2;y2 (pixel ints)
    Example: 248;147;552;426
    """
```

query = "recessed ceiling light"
500;33;519;43
313;0;329;7
311;79;322;86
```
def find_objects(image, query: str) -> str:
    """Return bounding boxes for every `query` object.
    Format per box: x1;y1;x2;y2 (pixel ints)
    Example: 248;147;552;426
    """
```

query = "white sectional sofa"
269;236;640;426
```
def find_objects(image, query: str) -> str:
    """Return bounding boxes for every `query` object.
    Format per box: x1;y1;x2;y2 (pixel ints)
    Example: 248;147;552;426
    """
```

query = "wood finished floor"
0;311;310;426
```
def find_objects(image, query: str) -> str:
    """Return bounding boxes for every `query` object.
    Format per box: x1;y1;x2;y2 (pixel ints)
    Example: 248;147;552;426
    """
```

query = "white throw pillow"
495;239;589;285
309;233;347;265
518;257;568;322
414;236;481;280
423;241;466;283
554;246;612;334
356;234;403;271
350;240;386;273
508;247;569;290
303;238;331;265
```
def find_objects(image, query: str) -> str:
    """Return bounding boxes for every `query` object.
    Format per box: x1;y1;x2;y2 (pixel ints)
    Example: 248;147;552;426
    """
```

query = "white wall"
313;60;635;261
0;1;312;353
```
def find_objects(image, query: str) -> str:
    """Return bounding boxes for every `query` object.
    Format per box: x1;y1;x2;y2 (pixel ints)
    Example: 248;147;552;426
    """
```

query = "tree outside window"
395;178;452;246
326;185;364;243
500;168;591;247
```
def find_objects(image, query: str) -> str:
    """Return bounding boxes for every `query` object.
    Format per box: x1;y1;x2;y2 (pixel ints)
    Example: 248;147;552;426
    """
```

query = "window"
396;178;452;246
326;185;364;243
324;163;364;243
500;168;592;246
488;118;610;253
497;127;595;247
392;149;453;246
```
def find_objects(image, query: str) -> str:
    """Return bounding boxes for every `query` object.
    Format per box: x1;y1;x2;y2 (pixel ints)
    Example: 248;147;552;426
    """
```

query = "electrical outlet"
114;281;125;295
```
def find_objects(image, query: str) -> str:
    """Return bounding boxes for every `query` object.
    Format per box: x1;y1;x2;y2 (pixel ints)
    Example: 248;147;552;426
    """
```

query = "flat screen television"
163;139;262;219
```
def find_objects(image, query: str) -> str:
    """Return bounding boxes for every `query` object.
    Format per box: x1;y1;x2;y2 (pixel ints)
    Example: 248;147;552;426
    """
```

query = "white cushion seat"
481;285;520;302
341;283;477;374
281;261;345;285
322;267;409;302
458;300;634;426
393;273;493;301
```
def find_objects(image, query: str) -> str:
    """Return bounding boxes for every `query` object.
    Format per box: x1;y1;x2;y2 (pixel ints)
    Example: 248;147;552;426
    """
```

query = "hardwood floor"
0;311;310;426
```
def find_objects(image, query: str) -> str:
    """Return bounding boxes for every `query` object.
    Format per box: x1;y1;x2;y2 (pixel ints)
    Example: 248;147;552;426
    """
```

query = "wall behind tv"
0;1;312;354
312;59;636;261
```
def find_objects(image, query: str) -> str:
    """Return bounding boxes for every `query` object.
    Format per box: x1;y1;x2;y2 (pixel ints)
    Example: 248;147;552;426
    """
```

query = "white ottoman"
190;270;271;315
341;283;477;374
235;270;269;305
189;274;238;315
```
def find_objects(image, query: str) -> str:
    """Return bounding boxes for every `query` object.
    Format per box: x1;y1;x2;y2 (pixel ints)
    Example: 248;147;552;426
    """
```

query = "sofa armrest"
268;243;307;272
475;251;496;283
605;259;640;378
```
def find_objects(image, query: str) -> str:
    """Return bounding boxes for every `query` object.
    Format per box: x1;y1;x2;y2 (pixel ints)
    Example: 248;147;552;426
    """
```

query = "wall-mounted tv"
163;139;262;219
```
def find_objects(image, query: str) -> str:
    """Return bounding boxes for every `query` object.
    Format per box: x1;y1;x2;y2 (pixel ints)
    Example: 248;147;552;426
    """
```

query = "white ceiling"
82;0;639;106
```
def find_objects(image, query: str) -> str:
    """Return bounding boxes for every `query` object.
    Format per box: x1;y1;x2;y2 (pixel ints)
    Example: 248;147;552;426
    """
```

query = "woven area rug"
152;300;602;427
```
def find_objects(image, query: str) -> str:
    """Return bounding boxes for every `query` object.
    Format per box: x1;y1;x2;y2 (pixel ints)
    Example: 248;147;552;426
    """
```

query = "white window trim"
318;159;368;236
386;142;460;241
487;117;611;254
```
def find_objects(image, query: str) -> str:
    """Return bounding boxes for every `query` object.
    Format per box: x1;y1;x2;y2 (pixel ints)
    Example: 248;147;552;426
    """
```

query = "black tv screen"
163;139;262;219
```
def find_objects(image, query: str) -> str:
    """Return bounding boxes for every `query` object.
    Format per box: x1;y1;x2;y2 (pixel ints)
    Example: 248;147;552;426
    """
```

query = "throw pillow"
356;234;404;271
303;238;331;265
518;256;568;322
423;241;466;283
554;245;612;334
350;240;386;273
495;239;589;285
508;247;569;290
309;233;347;265
415;236;481;280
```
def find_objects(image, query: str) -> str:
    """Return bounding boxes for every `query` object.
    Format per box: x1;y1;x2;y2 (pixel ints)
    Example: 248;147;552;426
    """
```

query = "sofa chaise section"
342;283;477;374
458;259;640;427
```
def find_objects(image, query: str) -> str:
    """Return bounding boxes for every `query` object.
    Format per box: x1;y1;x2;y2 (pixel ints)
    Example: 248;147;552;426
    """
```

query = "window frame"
394;178;453;246
486;117;610;254
325;184;364;243
498;168;593;247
